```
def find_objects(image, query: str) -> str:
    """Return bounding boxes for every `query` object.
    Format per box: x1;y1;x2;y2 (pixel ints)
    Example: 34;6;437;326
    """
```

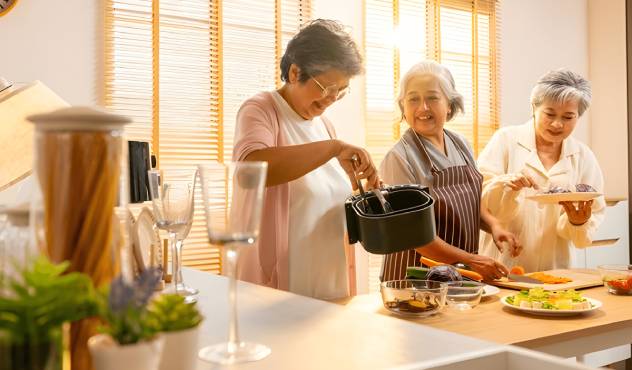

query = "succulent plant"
148;294;203;332
99;268;162;345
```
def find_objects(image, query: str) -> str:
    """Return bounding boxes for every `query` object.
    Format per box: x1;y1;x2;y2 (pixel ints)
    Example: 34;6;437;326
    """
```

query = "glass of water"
148;168;197;298
197;161;269;364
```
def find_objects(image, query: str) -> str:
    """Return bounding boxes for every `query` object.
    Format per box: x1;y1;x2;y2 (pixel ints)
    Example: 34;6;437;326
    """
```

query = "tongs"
351;155;373;214
351;156;393;214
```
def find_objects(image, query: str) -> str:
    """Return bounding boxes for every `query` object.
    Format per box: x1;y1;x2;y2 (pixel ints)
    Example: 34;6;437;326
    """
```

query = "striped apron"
381;130;484;281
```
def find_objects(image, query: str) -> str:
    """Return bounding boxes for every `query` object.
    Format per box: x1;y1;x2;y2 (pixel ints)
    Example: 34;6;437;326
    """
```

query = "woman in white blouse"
477;69;605;272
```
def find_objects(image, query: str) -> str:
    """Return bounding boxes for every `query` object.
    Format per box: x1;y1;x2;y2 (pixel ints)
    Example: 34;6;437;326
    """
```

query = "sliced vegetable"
420;257;484;281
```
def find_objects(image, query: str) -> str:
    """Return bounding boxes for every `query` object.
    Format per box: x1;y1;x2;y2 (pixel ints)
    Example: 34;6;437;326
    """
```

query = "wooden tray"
491;269;604;291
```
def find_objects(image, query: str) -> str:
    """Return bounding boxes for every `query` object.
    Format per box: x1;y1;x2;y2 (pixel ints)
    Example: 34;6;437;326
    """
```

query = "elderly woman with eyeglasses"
477;69;605;272
379;61;517;282
232;19;379;300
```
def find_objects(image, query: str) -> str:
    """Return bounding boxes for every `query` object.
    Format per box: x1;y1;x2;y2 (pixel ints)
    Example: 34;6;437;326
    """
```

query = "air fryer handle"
345;199;359;244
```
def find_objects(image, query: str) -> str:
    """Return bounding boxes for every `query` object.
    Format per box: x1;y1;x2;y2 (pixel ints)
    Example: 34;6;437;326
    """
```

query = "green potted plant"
88;268;164;370
148;294;203;370
0;256;98;370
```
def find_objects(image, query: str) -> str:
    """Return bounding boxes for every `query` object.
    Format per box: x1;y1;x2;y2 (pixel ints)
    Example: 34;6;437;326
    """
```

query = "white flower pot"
88;334;165;370
159;326;200;370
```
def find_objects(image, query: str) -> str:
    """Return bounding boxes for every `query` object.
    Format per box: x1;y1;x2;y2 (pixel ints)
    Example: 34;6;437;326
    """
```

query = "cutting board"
490;269;604;291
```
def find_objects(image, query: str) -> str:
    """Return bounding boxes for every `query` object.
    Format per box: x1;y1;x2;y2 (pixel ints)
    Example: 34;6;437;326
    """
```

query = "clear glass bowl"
380;280;447;317
597;264;632;295
446;281;485;310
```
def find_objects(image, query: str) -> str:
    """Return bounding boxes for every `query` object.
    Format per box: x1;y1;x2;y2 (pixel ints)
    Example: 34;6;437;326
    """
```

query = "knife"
506;273;543;284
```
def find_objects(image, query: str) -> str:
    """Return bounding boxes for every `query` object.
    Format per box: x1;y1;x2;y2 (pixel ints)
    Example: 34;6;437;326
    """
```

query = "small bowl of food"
446;281;486;310
597;264;632;295
380;280;448;317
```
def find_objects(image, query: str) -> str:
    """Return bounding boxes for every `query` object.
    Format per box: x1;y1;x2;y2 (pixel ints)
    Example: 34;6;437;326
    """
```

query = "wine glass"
197;161;269;365
147;169;198;299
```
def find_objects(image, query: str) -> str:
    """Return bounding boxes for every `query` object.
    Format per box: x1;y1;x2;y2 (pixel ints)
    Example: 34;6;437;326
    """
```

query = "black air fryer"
345;185;436;255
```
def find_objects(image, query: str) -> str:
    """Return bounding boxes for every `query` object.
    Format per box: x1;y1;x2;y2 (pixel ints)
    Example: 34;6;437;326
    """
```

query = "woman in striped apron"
379;61;519;281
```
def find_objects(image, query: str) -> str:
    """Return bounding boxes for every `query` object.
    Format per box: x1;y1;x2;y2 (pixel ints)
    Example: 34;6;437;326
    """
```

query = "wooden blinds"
104;0;311;273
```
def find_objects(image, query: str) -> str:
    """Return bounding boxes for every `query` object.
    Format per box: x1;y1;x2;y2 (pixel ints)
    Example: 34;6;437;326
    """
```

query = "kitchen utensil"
526;192;601;204
350;156;373;214
597;264;632;295
446;281;485;310
491;269;603;291
507;274;543;284
371;188;394;214
380;280;447;317
345;184;435;254
501;296;602;317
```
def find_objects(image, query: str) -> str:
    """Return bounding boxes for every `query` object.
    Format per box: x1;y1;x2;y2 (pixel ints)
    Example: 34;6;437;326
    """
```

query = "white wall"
0;0;101;106
500;0;590;143
312;0;367;147
0;0;101;204
587;0;628;199
313;0;370;293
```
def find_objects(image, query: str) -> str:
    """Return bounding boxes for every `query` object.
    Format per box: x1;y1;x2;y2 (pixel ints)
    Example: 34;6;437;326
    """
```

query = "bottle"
28;106;133;370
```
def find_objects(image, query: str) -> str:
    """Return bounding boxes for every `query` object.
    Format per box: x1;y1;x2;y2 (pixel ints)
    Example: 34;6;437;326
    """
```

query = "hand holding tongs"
351;155;373;214
351;156;393;214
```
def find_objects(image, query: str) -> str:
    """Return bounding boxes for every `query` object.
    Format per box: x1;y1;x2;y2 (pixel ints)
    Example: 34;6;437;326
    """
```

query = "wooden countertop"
184;268;499;370
337;270;632;358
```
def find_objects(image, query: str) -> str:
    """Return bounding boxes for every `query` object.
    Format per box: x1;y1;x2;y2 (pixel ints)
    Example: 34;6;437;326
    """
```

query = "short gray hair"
397;60;464;121
280;19;363;82
530;69;591;116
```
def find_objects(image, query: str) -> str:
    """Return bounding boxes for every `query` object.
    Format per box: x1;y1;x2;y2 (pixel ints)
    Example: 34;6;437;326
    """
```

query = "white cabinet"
572;200;629;269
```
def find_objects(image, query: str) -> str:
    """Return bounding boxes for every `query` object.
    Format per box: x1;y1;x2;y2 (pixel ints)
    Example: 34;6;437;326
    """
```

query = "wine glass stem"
175;239;185;288
169;232;181;293
226;245;240;350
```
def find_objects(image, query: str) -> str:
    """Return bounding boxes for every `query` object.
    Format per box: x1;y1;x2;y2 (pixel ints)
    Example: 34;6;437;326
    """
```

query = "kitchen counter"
337;275;632;360
185;268;501;369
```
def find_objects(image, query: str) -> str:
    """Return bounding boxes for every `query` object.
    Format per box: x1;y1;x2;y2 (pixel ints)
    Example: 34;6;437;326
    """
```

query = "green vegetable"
507;288;586;310
148;294;203;332
405;267;430;280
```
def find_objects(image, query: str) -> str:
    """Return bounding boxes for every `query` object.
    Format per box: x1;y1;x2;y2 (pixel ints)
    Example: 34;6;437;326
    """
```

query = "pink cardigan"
232;91;338;291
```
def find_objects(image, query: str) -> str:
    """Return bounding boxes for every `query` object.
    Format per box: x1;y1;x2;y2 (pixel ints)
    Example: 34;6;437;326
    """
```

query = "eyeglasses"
310;75;350;100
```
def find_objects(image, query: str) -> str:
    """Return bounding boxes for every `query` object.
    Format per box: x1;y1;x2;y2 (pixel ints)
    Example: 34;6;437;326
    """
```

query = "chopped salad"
506;288;592;310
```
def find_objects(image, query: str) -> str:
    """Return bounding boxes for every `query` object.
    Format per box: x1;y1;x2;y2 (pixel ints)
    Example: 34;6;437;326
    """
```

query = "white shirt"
477;121;605;272
271;91;351;300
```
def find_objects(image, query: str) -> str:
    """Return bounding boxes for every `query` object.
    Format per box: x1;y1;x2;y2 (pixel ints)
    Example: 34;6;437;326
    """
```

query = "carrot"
510;266;525;275
420;257;484;281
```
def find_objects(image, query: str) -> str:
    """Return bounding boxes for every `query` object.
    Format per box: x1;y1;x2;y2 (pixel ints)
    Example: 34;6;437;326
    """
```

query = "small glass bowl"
446;281;485;310
597;264;632;295
380;280;447;317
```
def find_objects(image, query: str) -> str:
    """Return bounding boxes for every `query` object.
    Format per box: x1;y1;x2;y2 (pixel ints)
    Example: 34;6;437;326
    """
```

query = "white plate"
526;192;601;204
500;295;602;316
132;207;161;272
482;285;500;297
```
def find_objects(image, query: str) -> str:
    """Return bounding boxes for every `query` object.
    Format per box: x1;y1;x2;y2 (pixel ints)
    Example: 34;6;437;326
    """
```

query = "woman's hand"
491;224;522;257
560;200;593;226
335;140;380;190
466;255;509;281
503;173;539;191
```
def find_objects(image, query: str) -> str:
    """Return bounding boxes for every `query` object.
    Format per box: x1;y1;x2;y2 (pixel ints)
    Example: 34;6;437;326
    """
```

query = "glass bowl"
597;264;632;295
446;281;485;310
380;280;447;317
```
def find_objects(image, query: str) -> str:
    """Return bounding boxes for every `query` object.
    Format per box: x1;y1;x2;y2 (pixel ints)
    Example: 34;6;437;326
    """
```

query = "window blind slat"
105;0;312;274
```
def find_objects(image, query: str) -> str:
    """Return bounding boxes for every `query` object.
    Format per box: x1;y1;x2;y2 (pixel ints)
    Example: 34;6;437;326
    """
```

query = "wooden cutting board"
490;269;604;291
